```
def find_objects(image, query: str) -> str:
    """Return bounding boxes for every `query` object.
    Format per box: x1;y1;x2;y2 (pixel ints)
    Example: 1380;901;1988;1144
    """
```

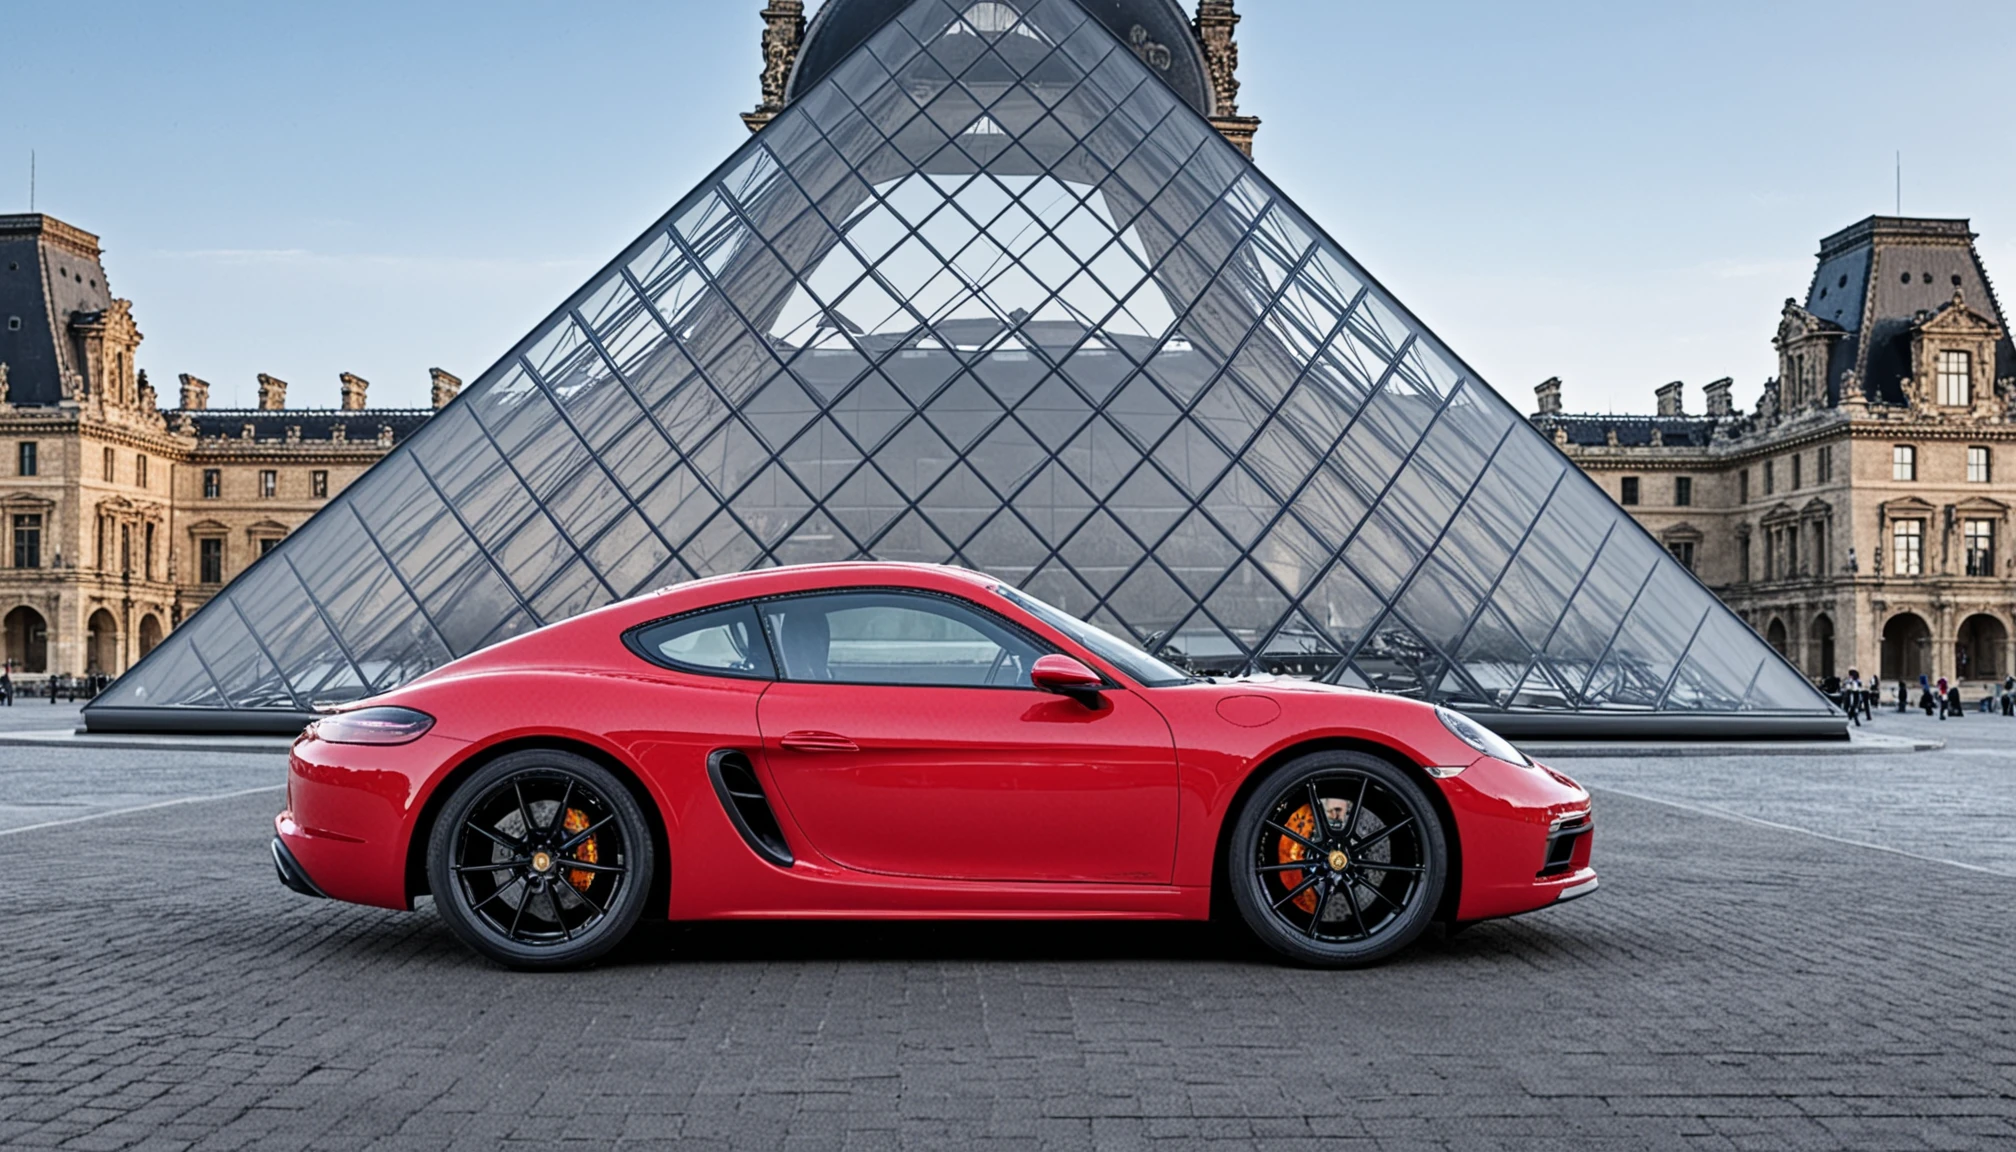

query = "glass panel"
633;603;775;679
762;590;1041;687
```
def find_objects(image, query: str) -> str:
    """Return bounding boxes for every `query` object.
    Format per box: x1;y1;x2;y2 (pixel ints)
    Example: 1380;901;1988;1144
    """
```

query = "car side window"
761;591;1045;687
628;603;776;679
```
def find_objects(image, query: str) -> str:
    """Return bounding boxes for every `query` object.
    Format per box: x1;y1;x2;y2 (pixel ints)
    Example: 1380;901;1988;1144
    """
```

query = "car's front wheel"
1226;751;1446;967
426;750;654;970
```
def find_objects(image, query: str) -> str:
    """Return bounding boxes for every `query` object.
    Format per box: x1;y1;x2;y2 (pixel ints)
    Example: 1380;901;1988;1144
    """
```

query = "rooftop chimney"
429;367;462;410
1655;380;1684;418
339;372;369;411
178;373;210;411
1703;377;1734;418
256;373;288;411
1534;377;1563;416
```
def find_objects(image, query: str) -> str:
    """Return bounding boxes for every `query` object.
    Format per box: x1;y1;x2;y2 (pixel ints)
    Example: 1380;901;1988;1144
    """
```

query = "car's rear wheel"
426;750;654;970
1226;751;1446;967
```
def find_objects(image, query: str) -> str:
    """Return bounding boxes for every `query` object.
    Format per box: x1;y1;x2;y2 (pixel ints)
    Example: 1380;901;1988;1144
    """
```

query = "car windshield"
992;585;1195;688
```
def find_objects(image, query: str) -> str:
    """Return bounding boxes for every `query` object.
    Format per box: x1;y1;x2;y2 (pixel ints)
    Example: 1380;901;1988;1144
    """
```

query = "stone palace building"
0;213;453;680
1537;215;2016;692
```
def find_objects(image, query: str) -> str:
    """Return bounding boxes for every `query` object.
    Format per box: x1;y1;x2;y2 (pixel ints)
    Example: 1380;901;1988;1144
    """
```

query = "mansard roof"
1801;215;2015;406
789;0;1214;117
179;408;436;442
0;214;116;407
1528;414;1718;448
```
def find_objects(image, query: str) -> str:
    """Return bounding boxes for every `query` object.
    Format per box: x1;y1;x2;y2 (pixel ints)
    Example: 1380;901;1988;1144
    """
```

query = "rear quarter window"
626;603;776;679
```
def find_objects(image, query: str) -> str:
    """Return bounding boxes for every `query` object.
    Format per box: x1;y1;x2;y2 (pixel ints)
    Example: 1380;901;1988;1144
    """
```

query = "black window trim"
623;585;1092;691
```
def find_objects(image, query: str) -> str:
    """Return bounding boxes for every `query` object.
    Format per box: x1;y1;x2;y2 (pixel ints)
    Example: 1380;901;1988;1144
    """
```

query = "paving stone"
2;734;2014;1149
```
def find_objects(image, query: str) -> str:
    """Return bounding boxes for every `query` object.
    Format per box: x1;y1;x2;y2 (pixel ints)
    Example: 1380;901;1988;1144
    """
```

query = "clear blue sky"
4;0;2012;413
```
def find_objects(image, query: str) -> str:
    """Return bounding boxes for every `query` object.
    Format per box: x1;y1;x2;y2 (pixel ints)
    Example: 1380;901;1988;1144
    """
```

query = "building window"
1893;445;1916;481
199;538;224;585
1667;540;1695;571
203;469;221;499
1969;446;1991;483
1620;476;1640;506
135;454;148;488
259;537;281;557
1937;349;1972;406
144;523;155;581
1785;526;1799;577
1674;476;1692;507
11;514;40;569
311;470;328;499
1818;444;1832;482
1965;519;1995;577
1893;519;1923;576
259;470;277;498
1739;536;1751;582
1764;460;1775;495
1739;469;1749;503
16;442;35;477
1791;453;1802;490
103;446;116;482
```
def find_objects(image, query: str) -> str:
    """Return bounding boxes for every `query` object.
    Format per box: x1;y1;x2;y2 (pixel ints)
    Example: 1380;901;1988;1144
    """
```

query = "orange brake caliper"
561;808;599;892
1276;805;1319;914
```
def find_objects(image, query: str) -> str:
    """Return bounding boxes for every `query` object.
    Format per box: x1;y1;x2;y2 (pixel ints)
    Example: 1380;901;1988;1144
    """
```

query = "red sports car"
273;563;1596;969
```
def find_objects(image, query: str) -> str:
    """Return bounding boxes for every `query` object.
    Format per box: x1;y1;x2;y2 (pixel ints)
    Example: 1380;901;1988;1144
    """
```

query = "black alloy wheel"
1226;751;1446;967
427;750;654;970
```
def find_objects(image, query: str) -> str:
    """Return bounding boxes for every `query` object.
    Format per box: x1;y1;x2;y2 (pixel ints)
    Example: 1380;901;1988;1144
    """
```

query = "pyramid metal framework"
87;0;1838;736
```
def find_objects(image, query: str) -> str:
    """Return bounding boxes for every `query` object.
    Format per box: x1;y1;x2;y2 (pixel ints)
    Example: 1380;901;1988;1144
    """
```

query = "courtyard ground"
0;707;2011;1150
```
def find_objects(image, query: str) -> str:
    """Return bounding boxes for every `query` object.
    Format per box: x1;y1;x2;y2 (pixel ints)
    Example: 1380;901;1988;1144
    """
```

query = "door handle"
779;730;859;753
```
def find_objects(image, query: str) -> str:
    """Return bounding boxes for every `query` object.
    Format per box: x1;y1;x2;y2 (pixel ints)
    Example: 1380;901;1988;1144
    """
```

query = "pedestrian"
1898;677;1909;713
1949;682;1964;718
0;668;11;706
1920;673;1935;716
2003;675;2015;717
1935;676;1951;720
1844;668;1866;725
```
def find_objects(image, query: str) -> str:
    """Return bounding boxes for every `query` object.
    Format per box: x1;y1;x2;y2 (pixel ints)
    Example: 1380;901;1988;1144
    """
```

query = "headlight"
311;706;435;746
1435;706;1529;766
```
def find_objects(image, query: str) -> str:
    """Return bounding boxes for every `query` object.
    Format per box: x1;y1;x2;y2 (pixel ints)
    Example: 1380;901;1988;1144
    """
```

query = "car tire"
427;750;655;970
1226;750;1446;968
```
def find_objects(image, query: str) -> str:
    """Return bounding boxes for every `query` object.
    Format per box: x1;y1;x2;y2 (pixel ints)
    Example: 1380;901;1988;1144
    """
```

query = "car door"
754;589;1179;884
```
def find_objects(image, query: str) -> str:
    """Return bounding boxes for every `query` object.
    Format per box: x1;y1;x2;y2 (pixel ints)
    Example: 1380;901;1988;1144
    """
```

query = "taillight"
311;706;435;746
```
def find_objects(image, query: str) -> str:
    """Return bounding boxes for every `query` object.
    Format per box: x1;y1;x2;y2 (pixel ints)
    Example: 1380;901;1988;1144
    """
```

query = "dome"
787;0;1215;119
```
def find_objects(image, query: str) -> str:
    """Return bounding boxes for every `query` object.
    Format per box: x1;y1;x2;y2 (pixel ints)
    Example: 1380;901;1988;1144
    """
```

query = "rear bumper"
271;833;328;899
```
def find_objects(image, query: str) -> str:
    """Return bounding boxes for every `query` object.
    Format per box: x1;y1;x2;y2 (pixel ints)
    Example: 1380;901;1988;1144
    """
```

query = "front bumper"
1440;755;1598;921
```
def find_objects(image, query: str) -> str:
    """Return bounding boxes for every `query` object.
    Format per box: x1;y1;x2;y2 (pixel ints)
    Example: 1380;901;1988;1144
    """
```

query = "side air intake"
707;750;794;868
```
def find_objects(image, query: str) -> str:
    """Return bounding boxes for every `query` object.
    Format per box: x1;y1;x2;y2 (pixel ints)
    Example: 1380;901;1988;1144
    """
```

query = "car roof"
643;561;1000;606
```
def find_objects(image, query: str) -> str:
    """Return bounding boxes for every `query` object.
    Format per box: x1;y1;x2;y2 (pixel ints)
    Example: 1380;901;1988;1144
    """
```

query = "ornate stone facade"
0;214;444;681
1193;0;1260;157
742;1;808;134
1536;216;2016;694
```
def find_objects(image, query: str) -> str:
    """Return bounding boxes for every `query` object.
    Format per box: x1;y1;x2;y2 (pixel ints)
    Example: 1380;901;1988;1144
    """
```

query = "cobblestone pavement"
1;733;2012;1150
0;699;85;734
1560;709;2016;875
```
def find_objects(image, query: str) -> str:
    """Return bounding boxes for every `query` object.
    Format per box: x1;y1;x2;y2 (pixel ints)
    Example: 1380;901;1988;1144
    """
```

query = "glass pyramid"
87;0;1838;736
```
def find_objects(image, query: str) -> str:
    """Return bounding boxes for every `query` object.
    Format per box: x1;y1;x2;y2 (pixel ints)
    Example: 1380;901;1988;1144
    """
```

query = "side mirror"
1031;654;1104;703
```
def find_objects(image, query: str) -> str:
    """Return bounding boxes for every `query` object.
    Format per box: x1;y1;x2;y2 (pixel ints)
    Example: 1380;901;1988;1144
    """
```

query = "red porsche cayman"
273;562;1595;969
